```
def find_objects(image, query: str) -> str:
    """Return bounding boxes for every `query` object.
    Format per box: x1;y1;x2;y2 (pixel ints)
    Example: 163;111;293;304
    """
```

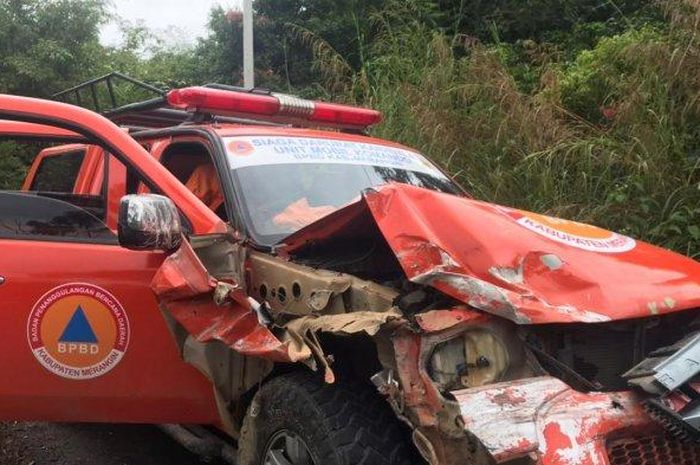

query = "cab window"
160;141;228;221
30;149;86;192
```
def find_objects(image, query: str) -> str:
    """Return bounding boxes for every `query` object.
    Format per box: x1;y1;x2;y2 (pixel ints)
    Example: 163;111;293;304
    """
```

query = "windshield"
226;136;461;245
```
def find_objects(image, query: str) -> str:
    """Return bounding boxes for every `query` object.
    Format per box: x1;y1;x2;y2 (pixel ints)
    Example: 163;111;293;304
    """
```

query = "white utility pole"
243;0;255;88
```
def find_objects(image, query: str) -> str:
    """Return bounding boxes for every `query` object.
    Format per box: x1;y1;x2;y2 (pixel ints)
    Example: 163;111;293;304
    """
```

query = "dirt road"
0;422;214;465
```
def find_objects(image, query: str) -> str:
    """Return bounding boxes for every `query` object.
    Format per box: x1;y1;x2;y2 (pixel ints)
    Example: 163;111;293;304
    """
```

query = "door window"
2;141;125;243
0;192;115;244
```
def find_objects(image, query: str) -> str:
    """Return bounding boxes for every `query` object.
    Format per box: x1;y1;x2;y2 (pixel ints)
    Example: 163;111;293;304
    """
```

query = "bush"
557;27;665;122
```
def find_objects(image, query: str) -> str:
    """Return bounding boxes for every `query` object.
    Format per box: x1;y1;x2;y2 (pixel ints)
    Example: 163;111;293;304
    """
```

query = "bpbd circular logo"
27;283;130;380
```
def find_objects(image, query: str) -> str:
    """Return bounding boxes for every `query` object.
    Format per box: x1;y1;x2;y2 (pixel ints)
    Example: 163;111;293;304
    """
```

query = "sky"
100;0;242;48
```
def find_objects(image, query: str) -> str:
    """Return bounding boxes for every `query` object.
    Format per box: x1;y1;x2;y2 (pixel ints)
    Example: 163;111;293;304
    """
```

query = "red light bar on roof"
166;86;382;130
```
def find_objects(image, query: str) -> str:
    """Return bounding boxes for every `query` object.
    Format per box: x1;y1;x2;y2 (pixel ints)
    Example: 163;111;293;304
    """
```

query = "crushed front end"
276;184;700;465
391;307;700;465
154;183;700;465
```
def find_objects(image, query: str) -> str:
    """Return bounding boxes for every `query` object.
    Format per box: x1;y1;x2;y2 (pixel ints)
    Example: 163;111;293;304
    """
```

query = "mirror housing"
118;194;182;252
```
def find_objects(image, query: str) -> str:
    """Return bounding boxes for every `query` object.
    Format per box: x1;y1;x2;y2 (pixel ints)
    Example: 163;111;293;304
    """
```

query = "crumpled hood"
281;183;700;324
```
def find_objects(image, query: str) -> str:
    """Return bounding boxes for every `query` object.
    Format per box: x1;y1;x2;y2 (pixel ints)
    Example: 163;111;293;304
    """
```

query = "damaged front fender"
151;236;407;383
152;239;299;362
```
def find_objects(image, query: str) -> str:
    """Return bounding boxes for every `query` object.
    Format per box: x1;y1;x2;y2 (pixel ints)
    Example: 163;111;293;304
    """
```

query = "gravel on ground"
0;422;215;465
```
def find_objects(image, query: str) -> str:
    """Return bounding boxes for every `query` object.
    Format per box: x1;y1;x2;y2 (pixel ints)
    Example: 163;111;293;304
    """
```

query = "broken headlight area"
429;330;509;391
424;320;537;393
523;310;700;392
625;329;700;443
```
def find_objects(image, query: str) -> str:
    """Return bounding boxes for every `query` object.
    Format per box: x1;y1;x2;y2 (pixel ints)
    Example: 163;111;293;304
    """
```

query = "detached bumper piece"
625;332;700;442
452;377;655;465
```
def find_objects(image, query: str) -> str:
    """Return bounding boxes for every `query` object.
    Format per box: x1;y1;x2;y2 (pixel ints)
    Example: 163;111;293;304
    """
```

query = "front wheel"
237;371;422;465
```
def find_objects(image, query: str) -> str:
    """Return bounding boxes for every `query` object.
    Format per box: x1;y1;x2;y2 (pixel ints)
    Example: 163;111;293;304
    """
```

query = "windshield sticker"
225;136;444;176
27;283;130;380
507;209;636;253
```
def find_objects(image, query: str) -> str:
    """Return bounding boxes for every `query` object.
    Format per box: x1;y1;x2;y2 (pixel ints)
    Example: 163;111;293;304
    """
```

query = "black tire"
237;370;423;465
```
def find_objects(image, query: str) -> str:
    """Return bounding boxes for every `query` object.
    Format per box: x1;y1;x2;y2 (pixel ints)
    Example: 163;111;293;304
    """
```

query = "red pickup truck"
2;76;700;465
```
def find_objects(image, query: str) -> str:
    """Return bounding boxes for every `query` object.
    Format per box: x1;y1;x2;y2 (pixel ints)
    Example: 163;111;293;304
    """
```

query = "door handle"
0;276;5;285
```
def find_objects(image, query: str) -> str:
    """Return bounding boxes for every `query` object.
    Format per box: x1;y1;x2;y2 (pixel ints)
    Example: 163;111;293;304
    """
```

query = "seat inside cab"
158;142;228;222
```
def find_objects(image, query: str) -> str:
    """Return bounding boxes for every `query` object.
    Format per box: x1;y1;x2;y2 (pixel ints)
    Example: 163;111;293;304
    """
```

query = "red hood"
281;184;700;324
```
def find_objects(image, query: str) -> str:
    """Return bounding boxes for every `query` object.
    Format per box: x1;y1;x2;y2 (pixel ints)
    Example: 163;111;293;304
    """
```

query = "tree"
0;0;108;97
183;1;385;94
434;0;657;42
254;0;385;90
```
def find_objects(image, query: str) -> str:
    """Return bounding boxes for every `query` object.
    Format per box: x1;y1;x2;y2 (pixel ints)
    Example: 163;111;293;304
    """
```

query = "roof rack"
51;72;257;129
53;72;165;113
53;73;382;132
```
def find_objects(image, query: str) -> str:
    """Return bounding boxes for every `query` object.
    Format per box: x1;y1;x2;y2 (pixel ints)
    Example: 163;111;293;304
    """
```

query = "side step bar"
160;424;237;464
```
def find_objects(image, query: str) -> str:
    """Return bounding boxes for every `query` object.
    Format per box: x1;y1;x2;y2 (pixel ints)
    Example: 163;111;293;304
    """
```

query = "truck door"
0;143;220;425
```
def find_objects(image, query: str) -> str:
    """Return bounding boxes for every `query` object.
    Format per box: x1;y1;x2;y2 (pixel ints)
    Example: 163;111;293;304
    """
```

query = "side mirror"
118;194;183;252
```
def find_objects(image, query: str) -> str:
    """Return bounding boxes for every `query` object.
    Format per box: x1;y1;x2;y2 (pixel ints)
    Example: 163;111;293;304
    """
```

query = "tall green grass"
310;0;700;258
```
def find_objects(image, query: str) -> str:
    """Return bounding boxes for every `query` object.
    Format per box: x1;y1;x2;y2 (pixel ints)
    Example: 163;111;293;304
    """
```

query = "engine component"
428;329;510;390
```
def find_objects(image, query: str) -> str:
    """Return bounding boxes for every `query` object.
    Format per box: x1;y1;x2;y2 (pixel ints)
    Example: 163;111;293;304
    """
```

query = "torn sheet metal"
414;307;487;333
284;308;403;337
281;183;700;324
152;241;299;362
152;240;405;373
452;377;656;464
390;330;450;429
387;316;534;432
151;236;216;299
281;308;406;384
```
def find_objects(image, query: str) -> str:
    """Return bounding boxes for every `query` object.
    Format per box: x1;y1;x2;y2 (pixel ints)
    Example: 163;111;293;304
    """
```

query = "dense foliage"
1;0;699;257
